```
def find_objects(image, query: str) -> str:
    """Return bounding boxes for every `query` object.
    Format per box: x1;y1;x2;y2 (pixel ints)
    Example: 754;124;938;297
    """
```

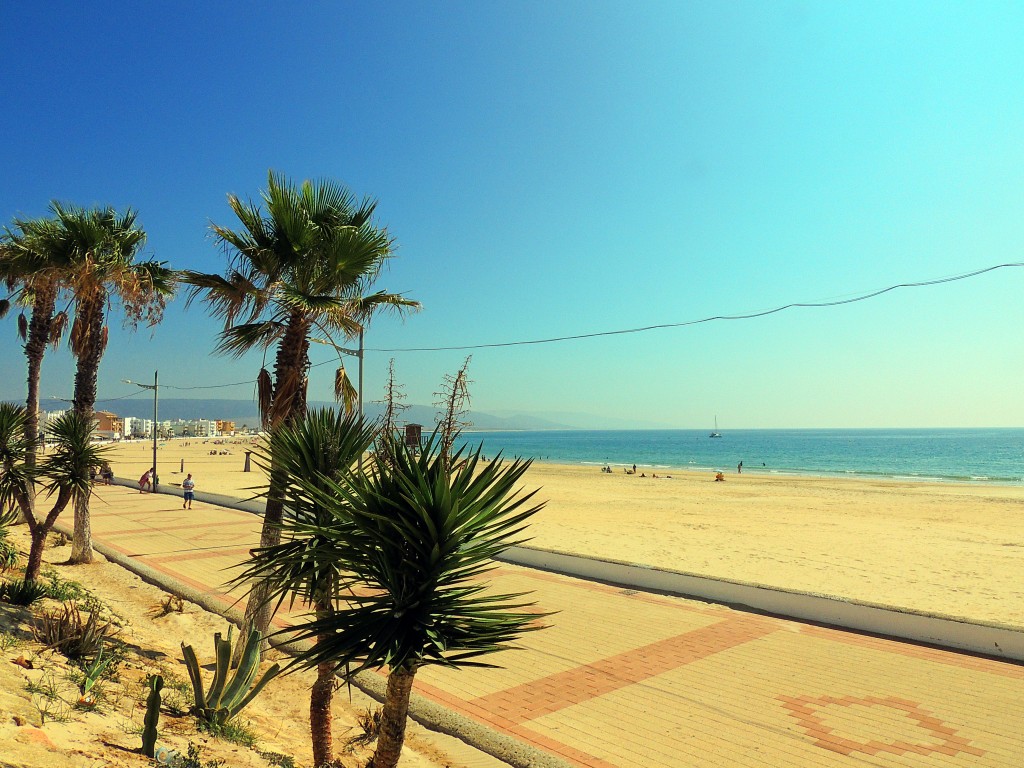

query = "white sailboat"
709;416;722;438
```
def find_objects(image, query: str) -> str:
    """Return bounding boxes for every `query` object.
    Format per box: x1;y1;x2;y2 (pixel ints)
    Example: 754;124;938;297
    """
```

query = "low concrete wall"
110;477;266;514
106;480;1024;662
497;546;1024;663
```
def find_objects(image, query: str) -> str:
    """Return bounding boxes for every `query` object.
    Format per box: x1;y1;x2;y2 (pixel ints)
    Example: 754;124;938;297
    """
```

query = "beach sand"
98;437;1024;628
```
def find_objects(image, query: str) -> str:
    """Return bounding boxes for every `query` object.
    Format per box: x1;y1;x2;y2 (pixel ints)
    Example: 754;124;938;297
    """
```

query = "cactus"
181;626;281;727
142;674;163;757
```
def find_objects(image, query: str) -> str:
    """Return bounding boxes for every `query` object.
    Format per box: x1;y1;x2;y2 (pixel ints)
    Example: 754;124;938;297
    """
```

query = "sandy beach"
98;437;1024;628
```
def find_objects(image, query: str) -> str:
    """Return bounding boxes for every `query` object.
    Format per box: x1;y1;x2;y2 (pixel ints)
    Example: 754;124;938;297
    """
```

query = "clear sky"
2;1;1022;428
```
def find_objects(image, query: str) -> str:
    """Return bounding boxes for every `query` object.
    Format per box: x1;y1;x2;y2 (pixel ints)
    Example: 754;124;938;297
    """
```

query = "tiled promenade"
84;485;1023;767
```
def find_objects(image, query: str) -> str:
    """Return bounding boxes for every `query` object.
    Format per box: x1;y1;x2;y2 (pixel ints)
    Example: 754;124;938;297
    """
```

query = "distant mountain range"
36;398;671;431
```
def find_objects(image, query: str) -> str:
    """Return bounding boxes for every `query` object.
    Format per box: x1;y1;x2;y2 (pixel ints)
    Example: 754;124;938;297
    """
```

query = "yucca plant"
0;506;19;572
0;577;48;606
0;538;18;573
240;422;547;768
229;408;377;766
0;403;108;581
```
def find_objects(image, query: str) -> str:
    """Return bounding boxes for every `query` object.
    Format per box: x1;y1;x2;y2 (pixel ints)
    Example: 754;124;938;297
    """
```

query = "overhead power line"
370;262;1024;352
127;261;1023;391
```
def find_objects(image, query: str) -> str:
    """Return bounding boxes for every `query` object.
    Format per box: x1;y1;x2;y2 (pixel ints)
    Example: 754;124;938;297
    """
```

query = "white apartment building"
123;417;154;438
177;419;219;438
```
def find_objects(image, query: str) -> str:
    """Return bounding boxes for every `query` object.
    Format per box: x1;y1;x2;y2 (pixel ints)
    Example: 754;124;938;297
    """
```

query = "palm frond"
49;311;69;350
214;322;285;358
257;368;274;431
334;366;358;415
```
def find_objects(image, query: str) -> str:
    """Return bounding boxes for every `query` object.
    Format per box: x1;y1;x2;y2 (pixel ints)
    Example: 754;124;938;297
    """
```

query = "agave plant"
180;626;281;728
31;601;118;660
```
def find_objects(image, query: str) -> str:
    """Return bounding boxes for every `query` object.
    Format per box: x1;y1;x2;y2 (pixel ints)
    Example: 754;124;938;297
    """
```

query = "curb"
496;546;1024;663
126;479;1024;664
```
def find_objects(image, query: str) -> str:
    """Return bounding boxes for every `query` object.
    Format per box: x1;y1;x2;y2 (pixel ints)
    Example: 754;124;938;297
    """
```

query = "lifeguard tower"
405;423;422;452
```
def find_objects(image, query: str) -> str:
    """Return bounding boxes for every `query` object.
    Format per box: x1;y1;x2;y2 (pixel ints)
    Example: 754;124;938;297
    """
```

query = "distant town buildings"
39;410;241;441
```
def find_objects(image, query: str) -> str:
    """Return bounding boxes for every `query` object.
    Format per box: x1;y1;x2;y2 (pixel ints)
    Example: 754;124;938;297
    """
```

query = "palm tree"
241;425;547;768
0;216;72;489
231;409;376;767
0;404;105;580
183;171;419;645
47;202;174;564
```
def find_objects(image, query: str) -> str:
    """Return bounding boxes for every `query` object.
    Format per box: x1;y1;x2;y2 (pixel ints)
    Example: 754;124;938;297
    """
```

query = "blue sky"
2;1;1022;428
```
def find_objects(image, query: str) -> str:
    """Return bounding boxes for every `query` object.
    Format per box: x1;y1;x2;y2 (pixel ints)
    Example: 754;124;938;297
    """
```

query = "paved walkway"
84;485;1023;767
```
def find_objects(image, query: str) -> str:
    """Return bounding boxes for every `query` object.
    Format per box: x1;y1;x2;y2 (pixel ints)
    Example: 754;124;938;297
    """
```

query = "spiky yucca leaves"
29;410;108;580
183;171;419;651
0;403;35;519
283;433;546;673
234;409;378;614
257;429;547;768
231;409;376;768
0;404;108;580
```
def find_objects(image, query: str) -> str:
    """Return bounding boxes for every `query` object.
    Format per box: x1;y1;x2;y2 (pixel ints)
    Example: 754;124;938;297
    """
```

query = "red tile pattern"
778;694;987;758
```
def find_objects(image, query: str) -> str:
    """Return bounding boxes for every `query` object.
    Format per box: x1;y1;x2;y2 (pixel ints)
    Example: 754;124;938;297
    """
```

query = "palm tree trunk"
70;290;106;564
24;286;56;476
236;313;311;658
308;584;335;767
369;666;417;768
19;286;58;523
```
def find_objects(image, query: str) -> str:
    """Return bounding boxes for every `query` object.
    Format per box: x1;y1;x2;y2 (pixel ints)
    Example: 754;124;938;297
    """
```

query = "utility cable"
120;261;1024;390
369;262;1024;353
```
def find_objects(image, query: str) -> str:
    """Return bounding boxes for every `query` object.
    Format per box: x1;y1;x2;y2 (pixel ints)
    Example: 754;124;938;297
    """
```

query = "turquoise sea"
463;429;1024;485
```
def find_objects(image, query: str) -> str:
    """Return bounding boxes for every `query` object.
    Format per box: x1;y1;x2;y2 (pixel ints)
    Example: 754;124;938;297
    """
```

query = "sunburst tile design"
778;694;985;758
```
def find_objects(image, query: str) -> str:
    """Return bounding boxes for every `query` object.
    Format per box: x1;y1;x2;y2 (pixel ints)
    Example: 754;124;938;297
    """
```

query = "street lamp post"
124;371;159;490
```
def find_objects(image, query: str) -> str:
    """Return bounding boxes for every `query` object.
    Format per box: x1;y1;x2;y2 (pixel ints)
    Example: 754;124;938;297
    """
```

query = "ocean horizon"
461;428;1024;485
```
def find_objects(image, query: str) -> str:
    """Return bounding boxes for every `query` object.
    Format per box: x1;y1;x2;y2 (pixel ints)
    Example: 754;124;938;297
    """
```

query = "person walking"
737;461;743;474
182;473;195;509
